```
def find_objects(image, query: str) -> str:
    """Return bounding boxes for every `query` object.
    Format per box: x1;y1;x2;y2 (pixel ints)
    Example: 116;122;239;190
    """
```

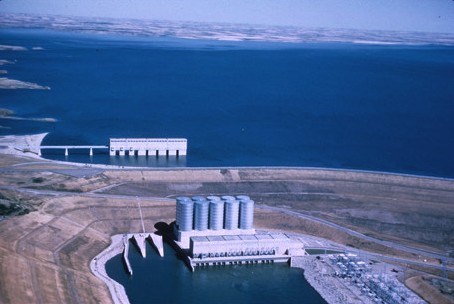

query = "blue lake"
1;29;454;177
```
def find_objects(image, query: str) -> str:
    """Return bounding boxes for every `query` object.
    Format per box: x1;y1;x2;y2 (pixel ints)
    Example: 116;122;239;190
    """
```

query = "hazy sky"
1;0;453;33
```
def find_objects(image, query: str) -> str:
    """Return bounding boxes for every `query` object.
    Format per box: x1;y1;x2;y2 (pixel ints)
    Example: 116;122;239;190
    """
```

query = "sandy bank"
0;60;15;66
0;45;27;51
0;133;48;158
0;116;58;122
0;77;50;90
0;108;58;123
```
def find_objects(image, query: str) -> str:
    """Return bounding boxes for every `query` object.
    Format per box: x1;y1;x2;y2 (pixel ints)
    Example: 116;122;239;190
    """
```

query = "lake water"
2;28;452;303
1;28;454;177
106;242;326;304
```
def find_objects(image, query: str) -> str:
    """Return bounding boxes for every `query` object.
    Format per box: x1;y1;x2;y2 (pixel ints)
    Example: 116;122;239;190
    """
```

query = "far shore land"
0;133;453;304
0;77;51;90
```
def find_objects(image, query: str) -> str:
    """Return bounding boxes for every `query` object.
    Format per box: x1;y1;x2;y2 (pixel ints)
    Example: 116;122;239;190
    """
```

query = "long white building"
109;138;187;156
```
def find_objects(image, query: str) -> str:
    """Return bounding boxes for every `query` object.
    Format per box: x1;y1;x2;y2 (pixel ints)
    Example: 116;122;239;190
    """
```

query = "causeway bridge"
17;138;187;157
39;145;108;156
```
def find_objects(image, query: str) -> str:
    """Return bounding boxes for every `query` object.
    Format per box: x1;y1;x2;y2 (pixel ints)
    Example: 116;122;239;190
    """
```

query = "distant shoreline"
1;14;453;46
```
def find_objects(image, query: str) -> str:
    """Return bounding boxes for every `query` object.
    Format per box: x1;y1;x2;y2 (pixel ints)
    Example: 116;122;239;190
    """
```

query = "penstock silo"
236;195;250;201
192;196;206;201
239;199;254;230
207;195;221;201
209;200;225;230
194;200;209;231
177;199;194;231
224;199;240;230
176;196;191;229
221;195;236;201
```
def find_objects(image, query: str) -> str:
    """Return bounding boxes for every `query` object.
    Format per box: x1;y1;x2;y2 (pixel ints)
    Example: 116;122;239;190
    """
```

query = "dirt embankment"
0;154;453;303
99;168;454;255
0;194;175;304
406;276;454;304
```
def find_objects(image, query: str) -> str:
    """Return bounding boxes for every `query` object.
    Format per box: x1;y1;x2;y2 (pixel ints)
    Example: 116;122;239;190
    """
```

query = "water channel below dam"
105;241;326;304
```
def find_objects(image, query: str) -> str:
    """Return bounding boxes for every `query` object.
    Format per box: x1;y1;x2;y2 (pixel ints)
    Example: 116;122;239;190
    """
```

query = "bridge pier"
21;145;108;156
108;138;187;158
25;144;187;158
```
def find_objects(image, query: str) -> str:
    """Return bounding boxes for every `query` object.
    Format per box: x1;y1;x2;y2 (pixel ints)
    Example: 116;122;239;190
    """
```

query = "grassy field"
0;155;453;303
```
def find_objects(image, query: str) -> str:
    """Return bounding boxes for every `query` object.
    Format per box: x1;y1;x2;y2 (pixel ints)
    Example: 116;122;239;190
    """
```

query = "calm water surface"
1;29;454;177
106;242;326;304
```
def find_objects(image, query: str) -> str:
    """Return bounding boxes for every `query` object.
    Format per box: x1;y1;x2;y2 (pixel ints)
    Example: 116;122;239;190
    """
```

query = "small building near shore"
109;138;187;156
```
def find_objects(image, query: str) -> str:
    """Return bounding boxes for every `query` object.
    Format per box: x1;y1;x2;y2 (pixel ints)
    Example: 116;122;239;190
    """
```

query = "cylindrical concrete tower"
224;199;240;230
207;195;221;201
192;196;206;201
194;200;209;231
236;195;250;201
176;196;191;228
178;200;194;231
209;200;225;230
239;199;254;230
221;195;236;201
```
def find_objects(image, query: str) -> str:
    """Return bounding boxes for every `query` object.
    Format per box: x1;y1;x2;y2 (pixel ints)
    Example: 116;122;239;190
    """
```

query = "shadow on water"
109;155;187;167
104;221;327;303
120;255;132;278
154;221;190;263
154;222;172;236
41;150;187;168
129;237;142;255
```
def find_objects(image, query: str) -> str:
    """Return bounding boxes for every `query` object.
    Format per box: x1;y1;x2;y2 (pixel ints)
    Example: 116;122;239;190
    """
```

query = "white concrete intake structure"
109;138;187;156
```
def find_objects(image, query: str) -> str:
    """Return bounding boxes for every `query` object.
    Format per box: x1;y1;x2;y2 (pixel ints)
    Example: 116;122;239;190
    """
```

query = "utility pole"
136;196;146;233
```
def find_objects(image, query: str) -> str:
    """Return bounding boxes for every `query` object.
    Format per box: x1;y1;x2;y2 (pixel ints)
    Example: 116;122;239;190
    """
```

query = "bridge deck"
26;146;108;149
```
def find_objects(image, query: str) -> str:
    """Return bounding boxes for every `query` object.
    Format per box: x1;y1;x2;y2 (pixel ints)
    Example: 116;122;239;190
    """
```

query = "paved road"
256;204;453;263
0;185;175;203
2;184;452;271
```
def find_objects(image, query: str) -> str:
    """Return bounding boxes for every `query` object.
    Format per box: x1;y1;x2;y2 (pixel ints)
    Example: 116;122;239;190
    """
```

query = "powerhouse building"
173;195;305;270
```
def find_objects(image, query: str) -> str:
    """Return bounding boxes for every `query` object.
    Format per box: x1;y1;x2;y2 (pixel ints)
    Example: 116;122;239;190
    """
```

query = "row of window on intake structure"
110;138;187;143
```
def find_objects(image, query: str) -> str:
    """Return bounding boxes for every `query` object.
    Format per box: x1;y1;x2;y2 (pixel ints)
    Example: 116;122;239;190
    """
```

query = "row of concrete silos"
175;195;254;232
